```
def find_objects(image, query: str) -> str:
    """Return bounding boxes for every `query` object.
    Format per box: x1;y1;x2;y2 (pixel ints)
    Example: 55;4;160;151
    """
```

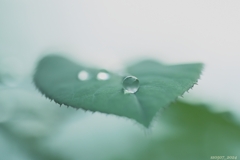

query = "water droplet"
78;70;90;81
122;76;139;94
97;70;110;80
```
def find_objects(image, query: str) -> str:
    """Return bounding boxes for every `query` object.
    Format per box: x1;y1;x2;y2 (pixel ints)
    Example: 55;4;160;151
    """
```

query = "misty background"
0;1;240;160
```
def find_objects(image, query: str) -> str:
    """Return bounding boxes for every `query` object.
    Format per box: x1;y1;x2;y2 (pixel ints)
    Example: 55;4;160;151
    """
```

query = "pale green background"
1;1;240;159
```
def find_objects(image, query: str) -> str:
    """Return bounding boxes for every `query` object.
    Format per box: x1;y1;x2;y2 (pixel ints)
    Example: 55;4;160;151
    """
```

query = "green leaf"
34;55;203;127
130;101;240;160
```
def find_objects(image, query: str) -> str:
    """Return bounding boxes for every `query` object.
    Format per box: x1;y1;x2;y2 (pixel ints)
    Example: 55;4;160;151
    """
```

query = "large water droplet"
97;70;110;80
122;76;139;94
78;70;90;81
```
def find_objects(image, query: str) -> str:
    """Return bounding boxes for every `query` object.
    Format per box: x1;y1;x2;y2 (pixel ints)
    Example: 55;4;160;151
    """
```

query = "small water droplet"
122;76;139;94
97;70;110;80
78;70;89;81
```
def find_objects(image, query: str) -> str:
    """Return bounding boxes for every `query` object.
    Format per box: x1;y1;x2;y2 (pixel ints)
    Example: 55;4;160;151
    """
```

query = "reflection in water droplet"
97;71;110;80
78;70;89;81
122;76;139;94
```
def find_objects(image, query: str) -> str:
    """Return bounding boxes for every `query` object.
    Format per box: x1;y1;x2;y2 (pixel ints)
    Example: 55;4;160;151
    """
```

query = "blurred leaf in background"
118;101;240;160
0;86;78;160
1;78;240;160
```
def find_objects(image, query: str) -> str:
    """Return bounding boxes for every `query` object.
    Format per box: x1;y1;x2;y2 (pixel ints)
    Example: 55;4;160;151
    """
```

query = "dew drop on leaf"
97;70;110;80
122;76;139;94
78;70;90;81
